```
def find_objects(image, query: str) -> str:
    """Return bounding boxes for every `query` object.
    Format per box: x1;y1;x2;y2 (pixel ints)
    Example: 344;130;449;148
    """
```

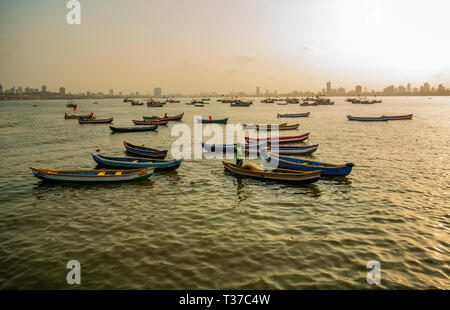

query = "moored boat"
243;123;299;131
201;142;318;155
261;151;354;176
222;161;321;183
277;112;310;118
132;119;169;126
29;166;154;182
143;112;184;121
245;132;310;143
381;114;413;120
91;153;182;171
124;141;168;159
78;118;113;124
346;115;388;121
64;113;94;119
230;102;251;107
109;125;157;133
197;117;228;124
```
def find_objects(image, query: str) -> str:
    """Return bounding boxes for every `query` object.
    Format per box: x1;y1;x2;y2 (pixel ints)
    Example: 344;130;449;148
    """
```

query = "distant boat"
143;112;184;121
92;153;182;171
195;103;204;107
66;103;77;108
132;119;168;126
64;113;94;119
123;141;168;159
109;125;157;133
197;117;228;124
346;115;387;122
245;133;309;143
243;123;299;131
382;114;413;120
93;102;98;104
230;102;251;107
285;98;300;104
277;112;310;118
78;118;113;124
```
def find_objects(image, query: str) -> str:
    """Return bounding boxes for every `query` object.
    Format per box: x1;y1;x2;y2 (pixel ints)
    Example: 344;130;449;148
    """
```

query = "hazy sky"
1;0;449;94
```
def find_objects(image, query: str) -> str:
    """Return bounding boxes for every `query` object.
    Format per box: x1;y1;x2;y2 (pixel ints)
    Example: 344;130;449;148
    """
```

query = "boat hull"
346;115;387;121
198;118;228;124
382;114;413;120
123;141;168;159
110;125;157;133
92;154;181;171
78;118;113;124
245;133;309;143
277;112;310;118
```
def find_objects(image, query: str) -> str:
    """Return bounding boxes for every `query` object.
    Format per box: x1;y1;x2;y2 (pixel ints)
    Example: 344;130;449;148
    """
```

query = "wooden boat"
222;161;321;183
197;117;228;124
146;100;164;107
143;112;184;121
316;99;335;105
243;123;299;131
346;115;388;122
300;102;318;106
78;118;113;124
165;99;180;103
109;125;157;133
381;114;413;120
245;132;310;143
91;153;182;171
124;141;168;159
66;103;77;107
277;112;310;118
261;151;354;176
201;142;318;155
132;119;168;126
29;166;154;182
286;98;300;104
131;101;144;106
64;113;93;119
195;104;204;107
230;102;251;107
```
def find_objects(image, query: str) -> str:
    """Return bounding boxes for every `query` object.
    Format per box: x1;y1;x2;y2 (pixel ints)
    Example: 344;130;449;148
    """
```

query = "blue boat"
201;142;268;153
91;153;181;171
124;141;168;159
347;115;387;121
261;151;354;176
197;117;228;124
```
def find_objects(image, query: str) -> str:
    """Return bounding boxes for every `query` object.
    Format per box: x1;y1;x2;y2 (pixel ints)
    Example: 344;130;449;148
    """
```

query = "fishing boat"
300;102;318;106
277;112;310;118
91;153;182;171
245;132;310;143
29;166;154;182
165;99;180;103
66;103;77;108
346;115;388;122
143;112;184;121
316;99;335;105
197;117;228;124
132;119;168;126
230;102;251;107
131;101;144;106
201;142;318;155
262;98;275;103
381;114;413;120
109;125;157;133
285;98;300;104
261;151;354;176
64;113;94;119
78;118;113;124
124;141;168;159
243;123;299;131
195;103;204;107
146;102;164;107
222;161;321;183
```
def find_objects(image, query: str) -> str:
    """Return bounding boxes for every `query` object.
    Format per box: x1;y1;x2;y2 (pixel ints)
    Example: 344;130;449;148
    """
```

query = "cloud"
301;44;318;53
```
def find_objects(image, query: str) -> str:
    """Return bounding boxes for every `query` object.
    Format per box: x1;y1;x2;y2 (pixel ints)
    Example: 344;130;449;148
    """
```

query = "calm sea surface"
0;97;448;289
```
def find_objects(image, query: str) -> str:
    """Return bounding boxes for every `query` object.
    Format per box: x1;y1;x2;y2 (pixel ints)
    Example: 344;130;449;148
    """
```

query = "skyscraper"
60;87;65;97
41;85;47;93
326;81;331;94
355;85;362;95
423;82;430;92
0;84;2;94
109;89;114;96
256;86;260;95
154;87;162;98
407;83;411;93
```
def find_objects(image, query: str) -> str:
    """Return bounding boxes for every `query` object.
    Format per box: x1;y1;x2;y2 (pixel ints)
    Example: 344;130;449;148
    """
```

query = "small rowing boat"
132;119;168;126
143;113;184;121
243;123;299;131
195;103;204;107
197;117;228;124
222;161;321;183
78;118;113;124
124;141;168;159
66;103;77;108
277;112;310;118
261;151;354;176
91;153;182;171
230;102;251;107
109;125;157;133
201;142;318;155
29;166;154;182
64;113;94;119
245;132;309;143
381;114;413;120
346;115;387;122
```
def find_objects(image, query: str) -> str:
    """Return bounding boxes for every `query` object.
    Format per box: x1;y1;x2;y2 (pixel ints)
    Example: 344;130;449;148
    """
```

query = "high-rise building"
423;82;430;92
407;83;411;93
42;85;47;93
355;85;362;95
326;81;331;94
256;86;260;95
154;87;162;98
109;89;114;96
60;87;65;97
0;84;3;94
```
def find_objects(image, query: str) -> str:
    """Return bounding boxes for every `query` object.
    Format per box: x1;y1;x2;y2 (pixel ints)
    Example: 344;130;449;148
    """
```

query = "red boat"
132;120;169;126
142;112;184;122
245;132;309;143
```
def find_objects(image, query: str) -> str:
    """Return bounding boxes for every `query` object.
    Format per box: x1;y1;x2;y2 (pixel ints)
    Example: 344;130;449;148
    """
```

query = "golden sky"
1;0;449;94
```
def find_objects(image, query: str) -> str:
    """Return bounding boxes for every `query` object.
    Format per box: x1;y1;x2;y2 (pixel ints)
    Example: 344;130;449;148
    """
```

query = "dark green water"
0;97;448;289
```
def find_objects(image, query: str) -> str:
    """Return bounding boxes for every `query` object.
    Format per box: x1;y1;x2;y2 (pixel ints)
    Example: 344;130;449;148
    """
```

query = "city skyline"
1;0;449;94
